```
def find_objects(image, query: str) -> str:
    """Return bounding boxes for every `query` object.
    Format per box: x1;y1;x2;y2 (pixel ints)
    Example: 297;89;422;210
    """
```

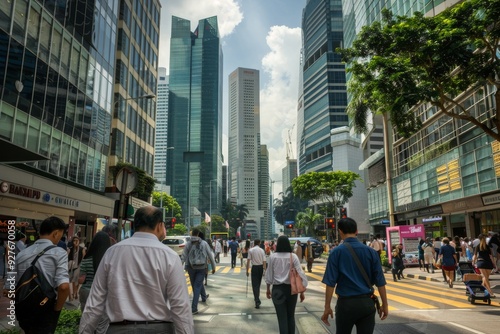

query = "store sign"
482;193;500;205
0;181;41;199
0;180;79;208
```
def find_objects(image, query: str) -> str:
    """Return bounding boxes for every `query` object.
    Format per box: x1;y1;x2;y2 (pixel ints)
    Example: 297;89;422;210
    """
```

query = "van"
288;237;324;258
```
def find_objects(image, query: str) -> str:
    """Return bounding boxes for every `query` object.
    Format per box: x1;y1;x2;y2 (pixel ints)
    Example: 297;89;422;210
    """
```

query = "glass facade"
0;0;118;191
299;0;349;174
168;16;223;225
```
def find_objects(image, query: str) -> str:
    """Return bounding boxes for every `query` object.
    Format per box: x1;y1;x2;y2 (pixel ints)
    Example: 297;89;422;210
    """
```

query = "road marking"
305;272;324;281
447;322;486;334
384;285;474;308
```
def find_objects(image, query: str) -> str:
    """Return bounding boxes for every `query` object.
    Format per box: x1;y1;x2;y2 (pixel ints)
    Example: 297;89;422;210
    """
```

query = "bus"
210;232;229;241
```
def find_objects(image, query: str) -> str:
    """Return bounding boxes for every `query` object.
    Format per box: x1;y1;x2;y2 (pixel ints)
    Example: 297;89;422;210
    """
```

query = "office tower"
228;68;263;237
0;1;119;232
282;159;298;194
222;165;228;204
298;0;349;174
259;145;270;240
168;16;223;227
154;67;169;185
109;0;160;181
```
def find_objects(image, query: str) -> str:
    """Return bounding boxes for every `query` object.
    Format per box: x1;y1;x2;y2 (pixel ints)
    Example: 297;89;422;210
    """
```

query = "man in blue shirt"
228;237;239;268
322;218;388;333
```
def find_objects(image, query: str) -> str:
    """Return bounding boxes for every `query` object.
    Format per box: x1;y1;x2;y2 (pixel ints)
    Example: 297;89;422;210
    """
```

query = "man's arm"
246;250;251;277
321;285;335;325
377;285;389;320
205;243;216;274
55;282;70;311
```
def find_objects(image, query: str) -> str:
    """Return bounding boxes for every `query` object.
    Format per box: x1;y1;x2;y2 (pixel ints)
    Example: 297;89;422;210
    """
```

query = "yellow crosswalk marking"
385;284;474;308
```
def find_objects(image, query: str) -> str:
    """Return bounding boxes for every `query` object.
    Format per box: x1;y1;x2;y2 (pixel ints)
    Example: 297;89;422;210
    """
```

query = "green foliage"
341;0;500;141
295;208;323;237
273;186;308;226
292;171;362;212
151;191;182;218
0;328;21;334
408;142;451;170
110;162;156;201
56;308;81;333
381;252;389;268
220;202;249;234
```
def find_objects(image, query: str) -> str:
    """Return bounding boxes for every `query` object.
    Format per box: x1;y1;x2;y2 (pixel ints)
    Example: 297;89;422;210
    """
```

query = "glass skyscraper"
168;16;223;227
153;67;169;185
298;0;349;174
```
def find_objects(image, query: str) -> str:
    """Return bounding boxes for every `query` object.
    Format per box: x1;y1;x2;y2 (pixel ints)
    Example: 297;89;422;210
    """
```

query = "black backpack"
15;245;58;324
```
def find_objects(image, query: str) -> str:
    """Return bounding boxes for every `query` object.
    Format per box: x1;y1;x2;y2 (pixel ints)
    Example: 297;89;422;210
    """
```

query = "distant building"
154;68;170;185
282;159;297;193
259;145;270;240
167;16;223;227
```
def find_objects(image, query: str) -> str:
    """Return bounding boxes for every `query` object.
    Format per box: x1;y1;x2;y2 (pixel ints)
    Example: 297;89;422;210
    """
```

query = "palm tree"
296;208;323;237
273;186;308;225
235;204;249;221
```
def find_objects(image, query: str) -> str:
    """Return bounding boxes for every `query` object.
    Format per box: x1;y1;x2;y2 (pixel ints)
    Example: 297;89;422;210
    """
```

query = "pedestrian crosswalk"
183;264;498;311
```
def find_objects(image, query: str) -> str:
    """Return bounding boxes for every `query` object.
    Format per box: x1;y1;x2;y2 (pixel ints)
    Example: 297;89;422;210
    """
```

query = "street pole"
209;179;216;237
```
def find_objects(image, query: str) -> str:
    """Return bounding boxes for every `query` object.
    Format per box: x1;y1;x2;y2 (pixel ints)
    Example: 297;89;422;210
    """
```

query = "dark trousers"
335;296;376;334
231;252;237;267
271;284;298;334
20;309;61;334
306;258;314;272
107;322;174;333
251;265;264;303
187;267;208;312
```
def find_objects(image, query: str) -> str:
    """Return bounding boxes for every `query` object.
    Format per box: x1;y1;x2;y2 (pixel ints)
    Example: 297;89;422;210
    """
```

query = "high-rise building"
282;159;298;194
222;165;228;204
167;16;223;227
109;0;160;180
259;145;270;240
228;68;264;237
154;67;169;185
0;1;119;235
298;0;349;175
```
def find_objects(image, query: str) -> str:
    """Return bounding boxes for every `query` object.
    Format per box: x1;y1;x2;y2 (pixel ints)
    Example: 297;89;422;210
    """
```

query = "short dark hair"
338;217;357;234
275;235;292;253
254;239;260;246
134;206;162;231
192;228;201;237
39;216;67;235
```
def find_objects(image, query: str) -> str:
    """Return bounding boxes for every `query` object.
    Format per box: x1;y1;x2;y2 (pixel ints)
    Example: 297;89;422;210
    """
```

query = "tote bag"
289;253;306;295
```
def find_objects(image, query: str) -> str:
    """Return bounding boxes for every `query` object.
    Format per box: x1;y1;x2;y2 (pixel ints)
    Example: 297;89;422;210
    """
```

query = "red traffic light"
286;224;294;229
165;217;176;229
340;207;347;219
324;217;335;229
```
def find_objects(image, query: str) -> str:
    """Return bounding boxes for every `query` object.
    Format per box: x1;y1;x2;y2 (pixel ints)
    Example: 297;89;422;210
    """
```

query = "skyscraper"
298;0;349;174
282;159;298;194
154;67;169;185
259;145;270;240
0;1;119;232
228;68;265;237
168;16;223;227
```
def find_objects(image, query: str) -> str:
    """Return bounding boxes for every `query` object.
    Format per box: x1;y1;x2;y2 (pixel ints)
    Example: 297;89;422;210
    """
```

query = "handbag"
344;243;381;314
78;272;86;285
435;257;442;269
289;253;306;295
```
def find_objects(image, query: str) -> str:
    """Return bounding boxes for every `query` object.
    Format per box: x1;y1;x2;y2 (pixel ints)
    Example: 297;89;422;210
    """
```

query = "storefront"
0;164;114;242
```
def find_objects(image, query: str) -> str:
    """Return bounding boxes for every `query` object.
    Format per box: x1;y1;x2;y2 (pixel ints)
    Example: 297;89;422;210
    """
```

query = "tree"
295;208;323;237
292;171;361;215
151;192;182;218
110;162;156;201
273;186;308;226
340;1;500;141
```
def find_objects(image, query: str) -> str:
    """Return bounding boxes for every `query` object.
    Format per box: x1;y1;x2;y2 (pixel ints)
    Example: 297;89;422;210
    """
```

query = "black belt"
337;293;371;300
252;264;264;266
110;320;172;326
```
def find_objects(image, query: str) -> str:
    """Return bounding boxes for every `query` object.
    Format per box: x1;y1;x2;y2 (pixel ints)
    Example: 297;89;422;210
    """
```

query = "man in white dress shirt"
79;206;194;334
246;239;267;308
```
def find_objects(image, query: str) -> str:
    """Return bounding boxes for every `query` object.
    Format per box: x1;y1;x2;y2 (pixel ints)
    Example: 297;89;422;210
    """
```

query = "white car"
162;236;190;257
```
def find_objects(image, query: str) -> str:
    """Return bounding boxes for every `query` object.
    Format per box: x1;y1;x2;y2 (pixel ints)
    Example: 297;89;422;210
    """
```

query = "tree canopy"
295;208;323;237
292;171;361;214
273;186;308;226
340;0;500;140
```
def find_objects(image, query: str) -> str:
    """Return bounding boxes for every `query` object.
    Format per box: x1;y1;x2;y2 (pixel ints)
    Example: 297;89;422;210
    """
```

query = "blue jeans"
187;267;207;312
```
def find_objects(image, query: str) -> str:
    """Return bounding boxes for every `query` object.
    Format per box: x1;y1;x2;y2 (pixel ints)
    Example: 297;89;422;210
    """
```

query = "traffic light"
340;207;347;219
286;223;294;229
325;217;335;229
247;233;251;239
165;217;176;229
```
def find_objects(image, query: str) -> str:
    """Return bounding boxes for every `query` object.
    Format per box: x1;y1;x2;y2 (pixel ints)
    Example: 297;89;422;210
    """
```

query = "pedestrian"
79;206;194;333
246;239;267;309
15;232;27;254
265;235;308;334
228;236;239;268
391;244;405;281
422;237;435;273
214;238;222;263
369;234;382;259
223;239;228;257
473;234;496;297
67;235;85;301
183;228;216;315
321;217;388;332
304;240;314;272
417;239;425;271
438;237;458;288
488;232;500;274
294;240;303;264
241;239;250;267
9;216;70;333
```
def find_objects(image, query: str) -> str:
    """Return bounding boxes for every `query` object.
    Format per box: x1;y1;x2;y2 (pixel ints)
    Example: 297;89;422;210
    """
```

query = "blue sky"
159;0;306;196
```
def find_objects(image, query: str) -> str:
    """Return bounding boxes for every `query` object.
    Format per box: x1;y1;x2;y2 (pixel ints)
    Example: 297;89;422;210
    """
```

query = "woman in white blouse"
265;236;308;334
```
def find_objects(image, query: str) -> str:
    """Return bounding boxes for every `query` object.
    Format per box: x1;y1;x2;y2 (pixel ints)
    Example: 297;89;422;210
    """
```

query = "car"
162;236;190;257
288;237;324;258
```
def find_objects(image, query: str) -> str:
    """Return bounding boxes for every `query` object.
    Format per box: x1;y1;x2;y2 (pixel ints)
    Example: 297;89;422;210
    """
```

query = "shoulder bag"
289;253;306;295
344;243;381;314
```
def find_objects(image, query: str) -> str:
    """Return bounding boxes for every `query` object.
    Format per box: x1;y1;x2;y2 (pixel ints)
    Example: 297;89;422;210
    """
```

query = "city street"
1;252;499;333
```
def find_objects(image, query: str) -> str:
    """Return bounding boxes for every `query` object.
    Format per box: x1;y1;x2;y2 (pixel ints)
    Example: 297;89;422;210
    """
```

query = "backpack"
188;240;207;269
15;245;57;324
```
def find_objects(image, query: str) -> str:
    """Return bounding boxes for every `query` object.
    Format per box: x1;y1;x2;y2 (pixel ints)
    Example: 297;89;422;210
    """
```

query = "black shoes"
255;301;261;309
201;294;209;302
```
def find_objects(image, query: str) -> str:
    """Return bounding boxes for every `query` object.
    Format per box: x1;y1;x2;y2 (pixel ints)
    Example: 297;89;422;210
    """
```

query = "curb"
406;273;441;282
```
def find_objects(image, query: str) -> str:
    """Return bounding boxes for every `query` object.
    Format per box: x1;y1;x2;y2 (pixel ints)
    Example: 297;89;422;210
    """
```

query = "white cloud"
260;26;301;195
159;0;243;68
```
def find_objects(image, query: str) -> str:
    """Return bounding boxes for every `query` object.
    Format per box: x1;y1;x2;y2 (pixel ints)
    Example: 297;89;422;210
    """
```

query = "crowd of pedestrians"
3;208;500;334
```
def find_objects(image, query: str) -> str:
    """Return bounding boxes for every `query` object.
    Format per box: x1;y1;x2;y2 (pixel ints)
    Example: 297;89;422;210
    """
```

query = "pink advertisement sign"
398;225;425;238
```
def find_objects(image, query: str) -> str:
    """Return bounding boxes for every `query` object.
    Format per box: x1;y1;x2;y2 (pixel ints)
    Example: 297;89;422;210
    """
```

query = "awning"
359;148;384;170
0;137;49;163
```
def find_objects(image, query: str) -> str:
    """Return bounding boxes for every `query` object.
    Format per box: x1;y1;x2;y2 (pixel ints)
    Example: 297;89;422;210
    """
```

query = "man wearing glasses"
79;206;194;333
